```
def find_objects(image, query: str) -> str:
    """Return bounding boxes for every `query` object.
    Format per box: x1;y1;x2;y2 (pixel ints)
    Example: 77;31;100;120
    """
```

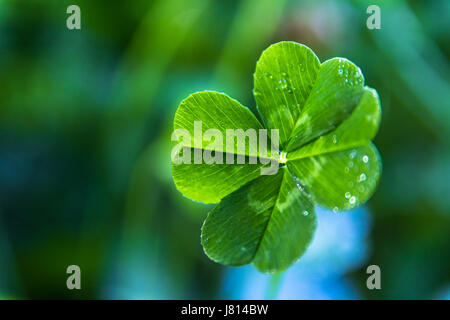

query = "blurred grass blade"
103;0;210;190
214;0;287;99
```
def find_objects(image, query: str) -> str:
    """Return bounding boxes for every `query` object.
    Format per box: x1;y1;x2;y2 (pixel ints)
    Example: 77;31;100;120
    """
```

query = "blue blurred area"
221;206;371;299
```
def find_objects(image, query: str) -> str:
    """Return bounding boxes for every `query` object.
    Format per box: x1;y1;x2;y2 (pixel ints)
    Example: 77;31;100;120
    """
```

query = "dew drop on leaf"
332;134;338;144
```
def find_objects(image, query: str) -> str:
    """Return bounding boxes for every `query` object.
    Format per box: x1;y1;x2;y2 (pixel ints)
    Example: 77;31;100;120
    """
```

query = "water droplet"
356;67;362;78
279;78;288;90
349;196;356;205
332;135;338;144
302;210;309;216
362;155;369;163
345;192;351;199
344;167;350;173
332;207;339;213
293;177;304;191
349;150;357;159
359;173;367;182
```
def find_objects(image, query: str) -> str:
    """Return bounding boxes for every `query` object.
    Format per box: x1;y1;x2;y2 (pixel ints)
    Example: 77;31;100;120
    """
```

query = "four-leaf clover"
171;41;382;273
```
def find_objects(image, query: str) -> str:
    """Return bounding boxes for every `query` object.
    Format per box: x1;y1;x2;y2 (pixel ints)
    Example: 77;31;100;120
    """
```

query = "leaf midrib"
285;140;370;162
179;145;281;163
249;169;287;263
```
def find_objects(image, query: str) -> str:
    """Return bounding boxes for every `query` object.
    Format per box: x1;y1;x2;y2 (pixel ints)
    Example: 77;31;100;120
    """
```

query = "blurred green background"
0;0;449;299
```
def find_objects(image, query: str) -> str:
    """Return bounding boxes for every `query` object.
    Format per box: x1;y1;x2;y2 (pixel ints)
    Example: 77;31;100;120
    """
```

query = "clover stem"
265;272;285;299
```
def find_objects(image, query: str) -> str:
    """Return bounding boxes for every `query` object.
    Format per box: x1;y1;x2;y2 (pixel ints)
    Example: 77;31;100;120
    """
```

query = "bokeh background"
0;0;449;299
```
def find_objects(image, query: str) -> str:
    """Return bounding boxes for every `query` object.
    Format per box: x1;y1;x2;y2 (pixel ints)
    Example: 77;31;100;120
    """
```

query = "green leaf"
171;41;383;273
201;167;316;273
287;87;381;161
287;143;381;211
172;149;264;204
286;57;365;152
254;41;320;149
172;91;272;203
174;91;264;156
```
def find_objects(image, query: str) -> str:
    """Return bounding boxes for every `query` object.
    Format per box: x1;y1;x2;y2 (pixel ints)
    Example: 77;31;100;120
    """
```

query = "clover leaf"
171;41;382;273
